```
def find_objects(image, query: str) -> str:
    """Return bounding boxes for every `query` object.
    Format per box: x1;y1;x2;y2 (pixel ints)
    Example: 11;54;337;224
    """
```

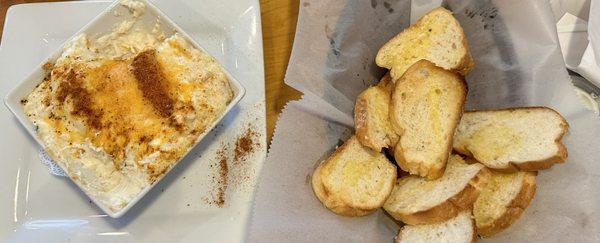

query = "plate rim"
3;0;248;218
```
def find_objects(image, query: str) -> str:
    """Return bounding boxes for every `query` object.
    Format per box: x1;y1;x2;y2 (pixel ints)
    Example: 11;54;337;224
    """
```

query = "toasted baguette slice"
395;210;476;243
355;86;399;151
383;155;489;225
376;7;474;80
377;72;395;95
453;107;569;172
312;161;374;216
390;60;467;179
473;171;536;237
312;136;397;216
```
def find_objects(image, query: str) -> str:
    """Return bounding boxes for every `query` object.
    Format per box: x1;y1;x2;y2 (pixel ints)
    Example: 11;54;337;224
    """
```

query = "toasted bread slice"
383;155;489;225
312;161;374;216
453;107;569;172
312;136;397;216
376;7;474;80
473;171;536;237
395;210;476;243
355;86;399;151
377;73;395;95
390;60;467;179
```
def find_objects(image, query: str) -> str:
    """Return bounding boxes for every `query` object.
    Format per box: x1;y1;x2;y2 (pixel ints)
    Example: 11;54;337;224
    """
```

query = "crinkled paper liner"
248;0;600;242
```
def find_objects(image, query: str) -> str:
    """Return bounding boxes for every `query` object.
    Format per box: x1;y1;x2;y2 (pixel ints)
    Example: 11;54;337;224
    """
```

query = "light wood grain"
260;0;302;144
0;0;302;146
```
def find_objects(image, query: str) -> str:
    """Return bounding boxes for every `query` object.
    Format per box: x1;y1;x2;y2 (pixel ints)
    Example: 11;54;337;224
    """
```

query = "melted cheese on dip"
22;1;233;212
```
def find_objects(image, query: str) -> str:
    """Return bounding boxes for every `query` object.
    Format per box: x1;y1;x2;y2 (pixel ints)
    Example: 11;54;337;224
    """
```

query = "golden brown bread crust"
390;60;468;179
377;73;395;94
453;107;569;172
394;210;479;243
455;22;475;76
379;73;399;147
354;83;398;152
476;171;537;237
388;167;490;225
471;216;478;243
311;163;376;217
311;137;396;217
376;7;474;78
393;142;448;180
455;50;474;76
471;217;478;243
354;91;377;151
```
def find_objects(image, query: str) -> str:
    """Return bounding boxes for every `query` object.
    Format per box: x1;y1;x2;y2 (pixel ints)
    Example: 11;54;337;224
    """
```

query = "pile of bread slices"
311;7;569;242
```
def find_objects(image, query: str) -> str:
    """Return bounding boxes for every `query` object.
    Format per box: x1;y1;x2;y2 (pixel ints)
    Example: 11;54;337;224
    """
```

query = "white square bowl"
3;0;245;218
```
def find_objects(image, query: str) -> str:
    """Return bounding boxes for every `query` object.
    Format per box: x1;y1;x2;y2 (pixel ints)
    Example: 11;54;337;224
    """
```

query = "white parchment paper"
248;0;600;242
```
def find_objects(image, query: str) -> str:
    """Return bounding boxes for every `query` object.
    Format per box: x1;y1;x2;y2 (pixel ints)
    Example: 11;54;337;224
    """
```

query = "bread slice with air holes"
383;155;489;225
390;60;467;179
473;171;537;237
453;107;569;172
376;7;474;81
354;85;398;152
312;136;397;217
395;210;477;243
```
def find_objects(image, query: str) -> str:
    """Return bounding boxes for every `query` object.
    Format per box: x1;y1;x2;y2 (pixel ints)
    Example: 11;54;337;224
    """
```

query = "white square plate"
0;0;266;241
4;0;246;218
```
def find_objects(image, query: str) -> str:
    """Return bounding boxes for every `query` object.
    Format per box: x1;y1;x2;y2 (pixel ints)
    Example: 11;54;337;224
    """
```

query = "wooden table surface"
0;0;301;144
259;0;302;143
